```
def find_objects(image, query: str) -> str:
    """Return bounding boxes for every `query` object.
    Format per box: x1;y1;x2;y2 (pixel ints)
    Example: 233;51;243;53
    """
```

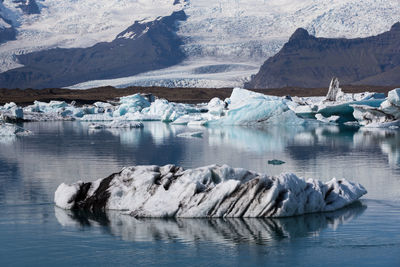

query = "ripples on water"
0;122;399;266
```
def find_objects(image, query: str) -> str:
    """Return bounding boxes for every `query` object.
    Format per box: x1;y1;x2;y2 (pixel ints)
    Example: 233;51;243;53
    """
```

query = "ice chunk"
119;93;150;107
80;113;114;121
207;97;226;116
88;121;144;129
55;164;367;218
315;114;340;123
208;89;290;125
177;131;203;138
352;88;400;127
268;159;285;165
325;77;343;101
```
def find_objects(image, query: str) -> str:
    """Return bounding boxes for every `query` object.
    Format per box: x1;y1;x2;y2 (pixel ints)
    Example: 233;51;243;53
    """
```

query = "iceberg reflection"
55;201;366;245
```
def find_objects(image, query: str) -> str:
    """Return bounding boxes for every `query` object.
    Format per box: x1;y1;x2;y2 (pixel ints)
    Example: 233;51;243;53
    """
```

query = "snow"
54;164;367;218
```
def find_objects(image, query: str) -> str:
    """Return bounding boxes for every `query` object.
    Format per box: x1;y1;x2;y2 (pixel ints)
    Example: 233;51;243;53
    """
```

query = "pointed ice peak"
325;77;343;102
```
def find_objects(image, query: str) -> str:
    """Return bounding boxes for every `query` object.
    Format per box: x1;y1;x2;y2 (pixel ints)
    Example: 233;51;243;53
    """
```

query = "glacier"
54;164;367;218
1;0;400;88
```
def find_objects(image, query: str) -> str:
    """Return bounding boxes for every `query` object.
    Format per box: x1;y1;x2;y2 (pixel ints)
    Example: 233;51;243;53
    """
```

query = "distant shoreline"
0;85;397;106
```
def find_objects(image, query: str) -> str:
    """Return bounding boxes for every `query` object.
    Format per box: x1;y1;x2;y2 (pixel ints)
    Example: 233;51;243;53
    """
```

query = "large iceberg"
55;164;367;218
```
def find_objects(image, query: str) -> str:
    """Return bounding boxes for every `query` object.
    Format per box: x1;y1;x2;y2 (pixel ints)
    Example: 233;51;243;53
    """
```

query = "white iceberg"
315;114;340;124
207;97;226;116
88;121;144;130
177;131;203;138
208;88;294;125
54;164;367;218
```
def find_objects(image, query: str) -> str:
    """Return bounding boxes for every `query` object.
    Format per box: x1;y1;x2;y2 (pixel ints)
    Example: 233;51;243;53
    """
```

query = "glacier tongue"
54;164;367;218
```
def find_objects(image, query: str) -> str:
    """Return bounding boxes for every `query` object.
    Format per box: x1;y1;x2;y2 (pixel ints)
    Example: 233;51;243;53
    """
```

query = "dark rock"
0;10;187;89
246;22;400;89
0;24;16;44
12;0;40;15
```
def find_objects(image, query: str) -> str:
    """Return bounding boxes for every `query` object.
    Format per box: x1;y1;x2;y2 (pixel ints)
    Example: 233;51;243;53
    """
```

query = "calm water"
0;121;399;266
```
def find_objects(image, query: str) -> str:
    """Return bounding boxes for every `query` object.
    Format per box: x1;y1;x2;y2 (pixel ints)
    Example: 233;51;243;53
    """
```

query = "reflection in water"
354;128;400;166
55;202;366;245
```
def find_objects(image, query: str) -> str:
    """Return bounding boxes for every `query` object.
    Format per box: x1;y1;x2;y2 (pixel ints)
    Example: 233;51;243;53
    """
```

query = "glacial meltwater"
0;121;399;266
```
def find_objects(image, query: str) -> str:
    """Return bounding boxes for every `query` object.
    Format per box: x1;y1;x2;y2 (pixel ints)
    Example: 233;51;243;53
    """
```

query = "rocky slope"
0;11;187;89
246;22;400;89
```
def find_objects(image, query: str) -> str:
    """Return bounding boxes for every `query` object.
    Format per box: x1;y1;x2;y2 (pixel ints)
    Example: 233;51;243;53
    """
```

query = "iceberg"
88;121;144;130
352;88;400;127
177;131;203;138
55;164;367;218
208;88;293;125
315;114;340;124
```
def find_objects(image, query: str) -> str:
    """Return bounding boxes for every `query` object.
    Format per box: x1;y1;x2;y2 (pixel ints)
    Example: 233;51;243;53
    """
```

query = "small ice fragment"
268;159;286;165
177;131;203;138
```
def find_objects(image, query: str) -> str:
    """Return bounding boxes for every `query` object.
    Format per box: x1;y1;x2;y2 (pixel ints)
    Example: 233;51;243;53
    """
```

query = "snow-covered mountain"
0;0;399;89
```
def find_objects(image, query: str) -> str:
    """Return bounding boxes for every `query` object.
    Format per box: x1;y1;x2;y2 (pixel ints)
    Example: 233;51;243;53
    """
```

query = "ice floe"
177;131;203;138
55;164;367;218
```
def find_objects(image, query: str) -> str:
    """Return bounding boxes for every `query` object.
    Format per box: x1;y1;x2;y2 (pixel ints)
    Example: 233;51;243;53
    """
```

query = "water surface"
0;122;399;266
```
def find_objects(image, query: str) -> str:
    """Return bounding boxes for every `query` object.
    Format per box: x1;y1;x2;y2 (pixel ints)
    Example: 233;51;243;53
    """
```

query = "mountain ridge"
0;10;187;89
246;22;400;89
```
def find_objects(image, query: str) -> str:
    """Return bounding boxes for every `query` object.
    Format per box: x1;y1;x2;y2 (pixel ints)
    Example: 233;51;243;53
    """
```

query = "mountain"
0;0;399;89
246;23;400;89
0;10;187;89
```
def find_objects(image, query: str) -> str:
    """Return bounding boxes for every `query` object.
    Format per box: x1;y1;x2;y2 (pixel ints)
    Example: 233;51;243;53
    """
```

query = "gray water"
0;121;399;266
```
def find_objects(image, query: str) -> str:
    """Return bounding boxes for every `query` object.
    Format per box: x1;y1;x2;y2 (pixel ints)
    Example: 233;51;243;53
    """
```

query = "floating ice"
352;88;400;127
55;164;367;218
207;97;226;116
208;88;293;125
315;114;340;124
88;121;144;130
0;82;396;127
177;131;203;138
268;159;286;165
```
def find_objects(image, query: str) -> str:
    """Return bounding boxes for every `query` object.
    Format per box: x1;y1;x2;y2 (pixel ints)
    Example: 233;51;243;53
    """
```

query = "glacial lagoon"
0;121;399;266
